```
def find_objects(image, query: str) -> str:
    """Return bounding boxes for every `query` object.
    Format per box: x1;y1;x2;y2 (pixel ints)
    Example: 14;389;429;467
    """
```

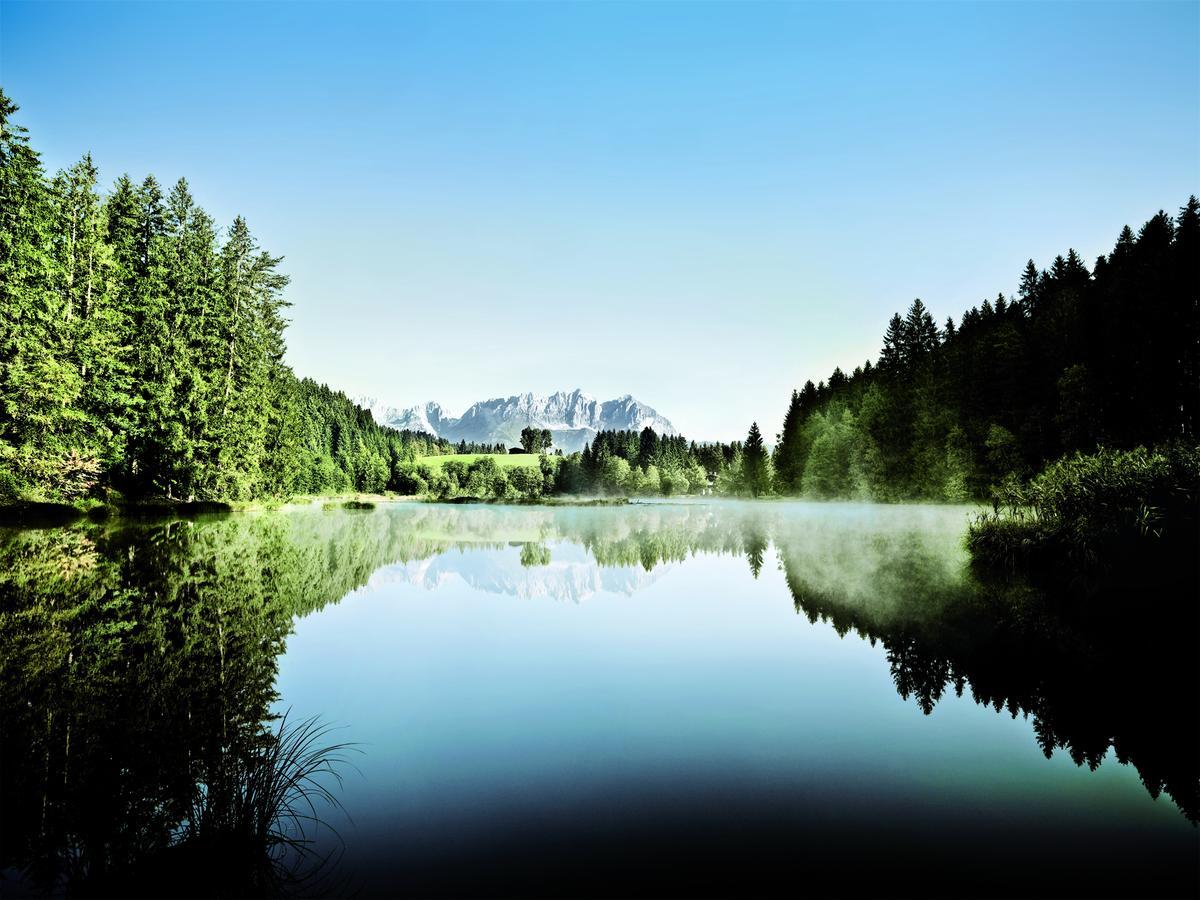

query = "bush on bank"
967;444;1200;581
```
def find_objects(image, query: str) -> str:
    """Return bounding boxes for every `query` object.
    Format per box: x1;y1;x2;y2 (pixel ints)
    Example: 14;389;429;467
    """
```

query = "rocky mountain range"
357;389;676;453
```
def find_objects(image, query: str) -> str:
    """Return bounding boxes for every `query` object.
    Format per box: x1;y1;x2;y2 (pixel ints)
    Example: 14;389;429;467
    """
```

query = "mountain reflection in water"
1;501;1196;897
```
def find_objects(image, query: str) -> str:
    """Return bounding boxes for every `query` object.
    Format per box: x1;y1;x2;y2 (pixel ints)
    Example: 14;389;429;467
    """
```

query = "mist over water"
2;501;1196;897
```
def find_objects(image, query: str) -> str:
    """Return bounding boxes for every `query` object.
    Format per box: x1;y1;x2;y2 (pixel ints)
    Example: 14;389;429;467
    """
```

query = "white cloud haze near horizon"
4;1;1197;441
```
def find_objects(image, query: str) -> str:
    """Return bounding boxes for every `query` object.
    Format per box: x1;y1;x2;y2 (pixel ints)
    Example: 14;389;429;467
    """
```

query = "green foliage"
984;424;1025;487
800;408;865;499
415;453;559;501
415;453;549;473
967;444;1200;578
566;428;741;497
508;465;544;499
741;422;771;497
600;455;632;494
0;92;452;504
716;449;745;495
519;426;552;454
942;426;975;503
771;205;1199;501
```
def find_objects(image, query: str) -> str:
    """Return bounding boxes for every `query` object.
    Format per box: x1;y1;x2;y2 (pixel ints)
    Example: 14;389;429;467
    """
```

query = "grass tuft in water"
172;712;357;897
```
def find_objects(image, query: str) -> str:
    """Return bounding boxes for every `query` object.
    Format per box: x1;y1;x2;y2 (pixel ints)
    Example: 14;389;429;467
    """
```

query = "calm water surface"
2;501;1196;897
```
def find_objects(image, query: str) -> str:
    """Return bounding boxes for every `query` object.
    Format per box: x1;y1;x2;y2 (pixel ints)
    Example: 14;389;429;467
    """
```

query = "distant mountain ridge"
357;389;676;453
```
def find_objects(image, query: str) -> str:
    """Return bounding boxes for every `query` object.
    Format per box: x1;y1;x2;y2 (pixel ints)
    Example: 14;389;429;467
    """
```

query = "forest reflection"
1;501;1195;895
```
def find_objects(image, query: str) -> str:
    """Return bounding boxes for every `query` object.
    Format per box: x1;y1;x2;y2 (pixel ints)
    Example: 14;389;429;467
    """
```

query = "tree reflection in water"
1;501;1195;895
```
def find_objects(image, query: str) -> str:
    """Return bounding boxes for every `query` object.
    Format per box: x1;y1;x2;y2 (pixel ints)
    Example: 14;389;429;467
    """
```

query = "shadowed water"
1;501;1196;897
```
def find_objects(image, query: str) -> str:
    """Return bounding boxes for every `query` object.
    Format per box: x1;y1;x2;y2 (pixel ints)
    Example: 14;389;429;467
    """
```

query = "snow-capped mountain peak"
355;389;676;452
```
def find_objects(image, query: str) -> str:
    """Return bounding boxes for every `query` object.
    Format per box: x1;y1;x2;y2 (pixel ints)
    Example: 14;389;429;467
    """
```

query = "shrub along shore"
968;444;1199;591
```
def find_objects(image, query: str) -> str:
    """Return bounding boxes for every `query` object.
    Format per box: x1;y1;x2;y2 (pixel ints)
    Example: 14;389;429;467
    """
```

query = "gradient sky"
3;1;1197;440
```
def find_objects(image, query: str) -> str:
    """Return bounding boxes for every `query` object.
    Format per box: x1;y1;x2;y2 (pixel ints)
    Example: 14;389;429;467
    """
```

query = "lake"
2;501;1196;897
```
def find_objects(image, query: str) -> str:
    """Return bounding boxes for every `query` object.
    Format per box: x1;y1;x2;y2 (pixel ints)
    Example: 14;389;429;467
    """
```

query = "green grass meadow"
416;453;556;471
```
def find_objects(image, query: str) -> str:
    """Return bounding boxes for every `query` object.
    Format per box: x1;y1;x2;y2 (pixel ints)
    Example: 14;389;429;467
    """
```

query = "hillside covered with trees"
772;201;1198;501
0;91;453;504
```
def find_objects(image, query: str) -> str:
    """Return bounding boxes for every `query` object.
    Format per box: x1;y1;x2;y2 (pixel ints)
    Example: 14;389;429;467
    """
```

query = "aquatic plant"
174;712;355;896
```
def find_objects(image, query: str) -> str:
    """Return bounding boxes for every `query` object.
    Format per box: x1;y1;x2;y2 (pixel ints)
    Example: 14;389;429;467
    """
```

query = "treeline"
451;439;511;454
287;379;453;495
401;455;560;501
389;425;770;500
389;422;779;499
549;425;771;496
552;199;1199;504
0;91;451;503
773;200;1199;500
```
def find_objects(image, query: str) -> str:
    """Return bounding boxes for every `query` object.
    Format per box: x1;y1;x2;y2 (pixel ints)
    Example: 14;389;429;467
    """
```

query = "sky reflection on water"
273;501;1198;898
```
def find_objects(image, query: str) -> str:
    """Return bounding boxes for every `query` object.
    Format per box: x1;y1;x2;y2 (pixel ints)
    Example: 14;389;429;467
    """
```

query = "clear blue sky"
3;1;1197;441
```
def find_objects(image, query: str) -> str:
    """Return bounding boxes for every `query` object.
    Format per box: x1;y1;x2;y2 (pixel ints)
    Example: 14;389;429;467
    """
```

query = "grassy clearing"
415;453;553;471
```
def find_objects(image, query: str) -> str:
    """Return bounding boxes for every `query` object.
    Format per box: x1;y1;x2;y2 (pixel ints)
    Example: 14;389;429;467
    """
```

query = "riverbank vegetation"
967;445;1199;589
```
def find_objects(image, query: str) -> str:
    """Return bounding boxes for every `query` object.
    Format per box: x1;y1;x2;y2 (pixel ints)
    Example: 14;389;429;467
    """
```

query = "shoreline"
0;493;992;529
0;493;423;528
0;493;989;524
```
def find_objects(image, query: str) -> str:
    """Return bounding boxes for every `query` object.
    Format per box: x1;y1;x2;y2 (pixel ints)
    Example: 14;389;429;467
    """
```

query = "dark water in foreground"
2;501;1197;898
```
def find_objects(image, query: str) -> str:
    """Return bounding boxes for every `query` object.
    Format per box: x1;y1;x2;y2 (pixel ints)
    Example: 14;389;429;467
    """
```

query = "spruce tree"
742;422;769;497
903;298;939;358
637;425;660;470
0;93;88;498
1018;260;1040;311
773;388;803;493
879;313;905;373
52;155;130;474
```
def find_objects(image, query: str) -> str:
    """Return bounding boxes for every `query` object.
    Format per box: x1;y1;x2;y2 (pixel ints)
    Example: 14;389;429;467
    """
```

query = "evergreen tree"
773;388;803;493
742;422;769;497
903;298;940;358
50;155;127;474
879;313;906;373
0;92;89;498
1018;259;1041;311
637;425;660;470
